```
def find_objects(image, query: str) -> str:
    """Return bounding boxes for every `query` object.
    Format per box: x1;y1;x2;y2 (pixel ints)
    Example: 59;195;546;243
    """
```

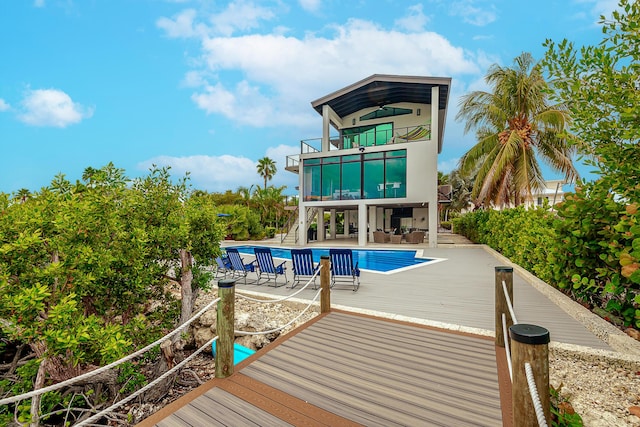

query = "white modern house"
285;74;451;248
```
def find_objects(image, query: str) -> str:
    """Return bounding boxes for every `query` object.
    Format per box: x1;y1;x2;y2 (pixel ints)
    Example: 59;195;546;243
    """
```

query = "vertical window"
363;152;384;199
321;156;340;200
303;159;321;201
341;156;361;199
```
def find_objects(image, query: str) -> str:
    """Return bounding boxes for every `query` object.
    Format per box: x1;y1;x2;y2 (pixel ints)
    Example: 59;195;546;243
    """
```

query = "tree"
0;164;225;424
456;52;579;208
542;0;640;203
256;157;277;189
542;0;640;327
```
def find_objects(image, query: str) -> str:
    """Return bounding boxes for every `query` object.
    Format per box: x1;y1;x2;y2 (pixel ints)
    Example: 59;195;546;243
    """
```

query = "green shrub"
440;221;452;230
454;185;639;329
265;226;276;238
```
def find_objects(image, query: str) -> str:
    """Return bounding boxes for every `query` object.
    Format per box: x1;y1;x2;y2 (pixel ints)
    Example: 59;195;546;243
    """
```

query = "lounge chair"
225;248;257;285
329;248;360;291
290;249;318;289
214;255;232;279
254;247;287;287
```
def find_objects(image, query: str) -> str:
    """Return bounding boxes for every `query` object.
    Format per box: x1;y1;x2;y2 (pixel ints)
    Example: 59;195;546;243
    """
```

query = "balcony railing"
298;124;431;153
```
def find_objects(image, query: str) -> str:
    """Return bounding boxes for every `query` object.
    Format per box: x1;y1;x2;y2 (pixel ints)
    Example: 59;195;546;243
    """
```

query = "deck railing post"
495;266;514;347
215;278;236;379
510;324;550;426
320;255;331;313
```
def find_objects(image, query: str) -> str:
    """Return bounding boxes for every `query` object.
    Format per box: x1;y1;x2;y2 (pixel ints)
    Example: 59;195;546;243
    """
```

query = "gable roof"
310;74;451;153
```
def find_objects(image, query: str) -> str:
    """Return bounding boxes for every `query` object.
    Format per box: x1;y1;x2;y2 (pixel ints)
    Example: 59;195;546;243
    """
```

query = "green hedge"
453;184;639;328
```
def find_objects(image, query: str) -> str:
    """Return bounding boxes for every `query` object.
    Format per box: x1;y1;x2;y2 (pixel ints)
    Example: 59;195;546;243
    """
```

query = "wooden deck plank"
240;314;503;426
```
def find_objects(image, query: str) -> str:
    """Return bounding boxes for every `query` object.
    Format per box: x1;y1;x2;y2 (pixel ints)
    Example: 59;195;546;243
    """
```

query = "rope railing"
76;336;218;427
502;279;518;325
495;266;550;426
525;362;549;427
4;257;333;425
237;264;322;303
0;296;221;407
236;288;322;336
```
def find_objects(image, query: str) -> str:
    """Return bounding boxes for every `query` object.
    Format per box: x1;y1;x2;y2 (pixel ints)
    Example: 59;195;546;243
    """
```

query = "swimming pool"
226;245;440;274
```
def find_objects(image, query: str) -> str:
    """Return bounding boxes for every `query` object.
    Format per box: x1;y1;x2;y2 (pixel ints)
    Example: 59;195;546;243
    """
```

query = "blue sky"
0;0;615;195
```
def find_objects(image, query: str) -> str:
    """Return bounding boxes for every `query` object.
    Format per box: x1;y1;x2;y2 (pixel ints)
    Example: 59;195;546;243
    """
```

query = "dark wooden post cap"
509;324;550;345
495;266;513;273
321;255;329;260
218;278;237;288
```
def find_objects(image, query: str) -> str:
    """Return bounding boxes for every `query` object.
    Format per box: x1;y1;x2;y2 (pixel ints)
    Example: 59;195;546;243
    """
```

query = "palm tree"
256;157;277;189
456;52;578;208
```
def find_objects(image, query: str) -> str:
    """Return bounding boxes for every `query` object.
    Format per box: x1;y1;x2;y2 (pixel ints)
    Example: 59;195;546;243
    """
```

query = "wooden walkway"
140;311;510;427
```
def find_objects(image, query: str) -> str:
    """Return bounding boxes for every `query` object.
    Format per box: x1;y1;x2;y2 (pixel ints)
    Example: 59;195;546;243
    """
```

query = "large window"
302;150;406;201
341;123;393;149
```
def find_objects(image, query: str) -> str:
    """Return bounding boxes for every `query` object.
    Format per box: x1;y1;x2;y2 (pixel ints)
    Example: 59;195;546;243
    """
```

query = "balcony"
284;124;430;174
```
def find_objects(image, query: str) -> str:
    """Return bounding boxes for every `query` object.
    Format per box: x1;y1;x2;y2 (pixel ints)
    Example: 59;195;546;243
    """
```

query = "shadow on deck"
138;310;512;427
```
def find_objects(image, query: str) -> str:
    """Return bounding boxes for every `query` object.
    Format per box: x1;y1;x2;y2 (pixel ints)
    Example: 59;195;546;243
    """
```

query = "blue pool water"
227;245;434;273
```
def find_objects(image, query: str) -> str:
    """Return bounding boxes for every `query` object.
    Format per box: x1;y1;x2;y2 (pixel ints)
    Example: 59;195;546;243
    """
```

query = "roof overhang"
311;74;452;152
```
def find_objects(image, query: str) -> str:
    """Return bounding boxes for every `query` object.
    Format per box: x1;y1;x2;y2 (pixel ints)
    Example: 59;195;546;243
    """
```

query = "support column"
368;205;376;243
318;208;325;242
330;209;336;239
428;85;440;247
357;204;367;246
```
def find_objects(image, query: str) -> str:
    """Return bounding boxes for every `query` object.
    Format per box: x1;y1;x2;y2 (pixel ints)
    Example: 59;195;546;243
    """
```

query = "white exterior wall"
296;89;443;247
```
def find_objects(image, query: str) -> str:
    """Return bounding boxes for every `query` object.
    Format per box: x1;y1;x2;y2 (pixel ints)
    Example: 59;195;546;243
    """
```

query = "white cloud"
34;0;45;8
18;88;93;128
299;0;321;13
156;9;203;38
139;148;300;193
209;0;276;36
139;154;258;192
0;99;10;112
449;1;497;26
395;4;429;32
185;18;478;129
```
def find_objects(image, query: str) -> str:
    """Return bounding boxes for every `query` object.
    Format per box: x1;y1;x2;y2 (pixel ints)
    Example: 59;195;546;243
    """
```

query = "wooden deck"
138;242;615;426
141;311;510;427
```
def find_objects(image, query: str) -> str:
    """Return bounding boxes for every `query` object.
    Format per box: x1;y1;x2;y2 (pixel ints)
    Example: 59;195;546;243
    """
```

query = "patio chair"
290;249;318;289
225;248;257;285
329;248;360;291
254;247;287;287
373;230;390;243
214;255;232;279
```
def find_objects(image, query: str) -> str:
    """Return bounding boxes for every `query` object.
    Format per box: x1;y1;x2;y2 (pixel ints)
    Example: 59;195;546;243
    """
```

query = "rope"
235;288;322;336
524;362;549;427
76;337;218;426
502;280;518;325
502;313;513;381
0;296;221;406
237;264;322;303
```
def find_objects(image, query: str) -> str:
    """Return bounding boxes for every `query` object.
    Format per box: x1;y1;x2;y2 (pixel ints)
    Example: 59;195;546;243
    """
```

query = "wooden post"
215;278;236;379
495;266;513;347
510;324;550;426
320;255;330;313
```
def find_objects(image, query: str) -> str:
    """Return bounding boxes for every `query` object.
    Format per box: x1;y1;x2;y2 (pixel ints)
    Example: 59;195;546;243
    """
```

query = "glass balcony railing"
296;124;430;154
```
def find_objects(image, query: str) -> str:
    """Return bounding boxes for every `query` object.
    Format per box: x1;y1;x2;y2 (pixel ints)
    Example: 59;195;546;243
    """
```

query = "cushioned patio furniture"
405;231;425;244
390;234;403;244
254;247;287;287
373;231;390;243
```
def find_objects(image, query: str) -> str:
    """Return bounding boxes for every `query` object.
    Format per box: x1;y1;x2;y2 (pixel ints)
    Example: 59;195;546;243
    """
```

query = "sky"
0;0;617;196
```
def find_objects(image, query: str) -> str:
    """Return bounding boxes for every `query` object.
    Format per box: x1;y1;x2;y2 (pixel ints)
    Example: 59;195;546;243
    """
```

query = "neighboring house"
529;179;567;209
285;74;452;247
